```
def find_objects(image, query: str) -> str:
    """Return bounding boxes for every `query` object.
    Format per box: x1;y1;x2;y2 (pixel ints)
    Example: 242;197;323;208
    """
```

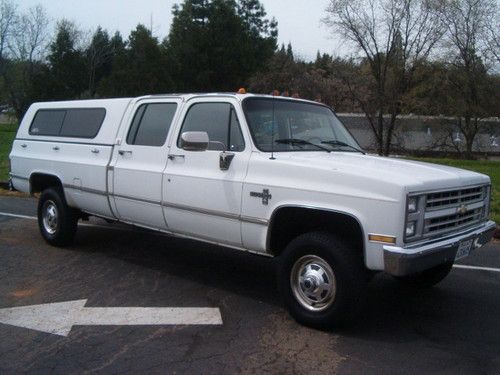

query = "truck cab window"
178;102;245;151
127;103;177;147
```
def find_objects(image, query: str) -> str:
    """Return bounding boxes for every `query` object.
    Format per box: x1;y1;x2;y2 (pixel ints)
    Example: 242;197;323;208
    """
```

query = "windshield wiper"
275;138;332;152
320;140;366;154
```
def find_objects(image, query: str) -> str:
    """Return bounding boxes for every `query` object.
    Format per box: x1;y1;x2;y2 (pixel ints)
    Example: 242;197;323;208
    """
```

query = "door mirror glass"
180;131;209;151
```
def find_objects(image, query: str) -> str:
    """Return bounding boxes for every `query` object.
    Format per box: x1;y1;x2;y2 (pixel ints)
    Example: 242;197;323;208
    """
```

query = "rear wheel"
278;231;367;329
38;187;78;247
394;261;453;288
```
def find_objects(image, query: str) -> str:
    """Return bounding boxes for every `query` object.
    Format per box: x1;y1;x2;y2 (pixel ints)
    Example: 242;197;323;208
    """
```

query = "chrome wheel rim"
291;255;336;312
42;200;58;235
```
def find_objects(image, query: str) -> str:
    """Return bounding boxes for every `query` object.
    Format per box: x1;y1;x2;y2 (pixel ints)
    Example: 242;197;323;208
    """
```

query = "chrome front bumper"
383;220;496;276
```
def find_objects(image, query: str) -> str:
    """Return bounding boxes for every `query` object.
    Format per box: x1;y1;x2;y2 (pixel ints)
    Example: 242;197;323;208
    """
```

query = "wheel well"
268;207;364;257
30;173;62;195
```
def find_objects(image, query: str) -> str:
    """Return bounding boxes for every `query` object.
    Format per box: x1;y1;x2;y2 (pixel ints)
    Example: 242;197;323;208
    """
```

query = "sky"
18;0;343;61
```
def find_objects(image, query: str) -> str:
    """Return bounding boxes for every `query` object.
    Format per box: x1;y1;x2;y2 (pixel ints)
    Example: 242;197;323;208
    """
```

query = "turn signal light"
368;234;397;244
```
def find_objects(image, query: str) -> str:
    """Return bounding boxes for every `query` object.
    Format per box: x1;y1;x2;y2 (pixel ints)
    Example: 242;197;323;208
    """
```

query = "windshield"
242;98;362;152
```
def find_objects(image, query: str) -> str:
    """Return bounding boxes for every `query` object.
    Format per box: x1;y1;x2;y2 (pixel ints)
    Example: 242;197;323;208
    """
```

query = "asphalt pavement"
0;196;499;374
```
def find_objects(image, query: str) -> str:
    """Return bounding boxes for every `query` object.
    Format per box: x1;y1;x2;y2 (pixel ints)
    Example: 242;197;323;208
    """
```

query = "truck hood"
276;152;490;192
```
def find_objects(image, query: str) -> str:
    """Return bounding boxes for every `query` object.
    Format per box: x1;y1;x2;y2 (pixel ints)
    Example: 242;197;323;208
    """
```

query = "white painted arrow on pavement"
0;299;223;336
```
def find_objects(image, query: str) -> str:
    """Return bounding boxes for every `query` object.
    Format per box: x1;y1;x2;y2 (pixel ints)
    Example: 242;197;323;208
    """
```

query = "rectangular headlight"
407;196;418;213
406;221;416;237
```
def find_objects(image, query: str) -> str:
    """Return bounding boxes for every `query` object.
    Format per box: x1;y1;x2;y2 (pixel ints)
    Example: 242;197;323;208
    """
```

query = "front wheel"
38;187;78;247
278;232;367;329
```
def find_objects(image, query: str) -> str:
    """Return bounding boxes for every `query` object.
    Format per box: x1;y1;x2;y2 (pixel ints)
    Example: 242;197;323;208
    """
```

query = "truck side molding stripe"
62;184;269;226
161;202;269;225
9;173;29;181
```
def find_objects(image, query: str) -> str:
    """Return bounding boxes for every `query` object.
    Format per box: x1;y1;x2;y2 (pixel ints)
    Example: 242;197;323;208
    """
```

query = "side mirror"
180;131;209;151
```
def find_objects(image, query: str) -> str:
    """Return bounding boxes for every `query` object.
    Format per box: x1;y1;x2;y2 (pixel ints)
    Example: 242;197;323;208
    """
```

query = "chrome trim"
408;183;488;196
63;184;108;197
9;173;29;181
405;184;490;243
63;185;268;226
384;220;496;276
112;216;271;257
15;138;113;146
240;215;269;225
385;220;495;256
113;193;160;205
162;201;268;225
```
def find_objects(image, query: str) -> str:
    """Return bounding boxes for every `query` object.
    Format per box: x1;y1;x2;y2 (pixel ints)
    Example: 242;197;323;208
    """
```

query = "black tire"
278;231;367;329
37;187;78;247
394;261;453;288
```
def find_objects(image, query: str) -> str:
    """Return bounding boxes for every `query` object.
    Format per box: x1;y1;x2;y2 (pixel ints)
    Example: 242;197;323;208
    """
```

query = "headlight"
405;221;416;237
407;196;418;213
405;194;424;241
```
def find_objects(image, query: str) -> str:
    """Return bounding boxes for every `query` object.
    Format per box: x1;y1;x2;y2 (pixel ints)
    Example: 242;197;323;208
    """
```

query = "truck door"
111;98;181;229
163;98;250;246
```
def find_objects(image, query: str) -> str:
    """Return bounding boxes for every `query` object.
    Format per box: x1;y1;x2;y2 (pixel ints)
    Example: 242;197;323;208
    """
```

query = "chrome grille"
424;207;483;235
422;185;487;237
426;186;484;210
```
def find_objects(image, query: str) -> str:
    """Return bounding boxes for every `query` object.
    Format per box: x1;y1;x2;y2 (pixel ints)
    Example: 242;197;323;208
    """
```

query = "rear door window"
127;103;178;147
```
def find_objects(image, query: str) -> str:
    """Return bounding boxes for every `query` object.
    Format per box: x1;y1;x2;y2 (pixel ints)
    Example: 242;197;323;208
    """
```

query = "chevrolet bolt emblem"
457;205;468;215
250;189;272;205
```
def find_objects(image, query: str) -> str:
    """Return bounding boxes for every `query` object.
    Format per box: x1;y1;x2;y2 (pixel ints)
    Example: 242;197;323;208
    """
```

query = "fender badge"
250;189;272;205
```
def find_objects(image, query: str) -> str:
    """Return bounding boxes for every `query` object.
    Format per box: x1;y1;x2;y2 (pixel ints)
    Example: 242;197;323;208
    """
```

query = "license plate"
455;239;473;260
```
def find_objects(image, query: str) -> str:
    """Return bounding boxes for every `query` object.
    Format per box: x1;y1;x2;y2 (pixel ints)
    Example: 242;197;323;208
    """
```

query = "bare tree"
323;0;443;155
4;4;50;118
0;0;15;62
0;0;17;107
10;5;49;62
435;0;499;158
86;27;114;97
486;11;500;64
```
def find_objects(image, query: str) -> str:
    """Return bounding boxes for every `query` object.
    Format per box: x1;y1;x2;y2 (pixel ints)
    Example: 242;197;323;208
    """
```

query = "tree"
323;0;443;155
85;27;113;97
98;25;173;96
0;0;17;106
46;20;86;100
435;0;499;158
7;4;49;118
166;0;277;92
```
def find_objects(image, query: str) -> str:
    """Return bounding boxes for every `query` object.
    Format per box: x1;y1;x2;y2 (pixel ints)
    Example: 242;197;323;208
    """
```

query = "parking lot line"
453;264;500;273
0;211;139;232
0;212;35;220
1;211;499;274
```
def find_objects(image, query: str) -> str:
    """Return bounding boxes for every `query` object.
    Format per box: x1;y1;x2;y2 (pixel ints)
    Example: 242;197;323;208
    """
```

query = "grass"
410;158;499;224
0;123;17;182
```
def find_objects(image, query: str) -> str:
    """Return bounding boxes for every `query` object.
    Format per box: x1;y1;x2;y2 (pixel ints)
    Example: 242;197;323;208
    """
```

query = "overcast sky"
19;0;343;61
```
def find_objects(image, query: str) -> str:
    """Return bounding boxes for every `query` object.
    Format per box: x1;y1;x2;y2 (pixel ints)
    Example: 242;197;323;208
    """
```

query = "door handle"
52;146;60;151
21;144;27;148
118;150;132;156
91;148;100;154
168;154;185;160
219;151;235;170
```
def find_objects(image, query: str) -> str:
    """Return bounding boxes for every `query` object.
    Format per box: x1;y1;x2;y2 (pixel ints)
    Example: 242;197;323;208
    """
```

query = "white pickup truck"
9;93;496;328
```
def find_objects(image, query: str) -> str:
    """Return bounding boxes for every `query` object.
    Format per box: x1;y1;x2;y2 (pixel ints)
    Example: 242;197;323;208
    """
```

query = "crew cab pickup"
9;93;496;327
